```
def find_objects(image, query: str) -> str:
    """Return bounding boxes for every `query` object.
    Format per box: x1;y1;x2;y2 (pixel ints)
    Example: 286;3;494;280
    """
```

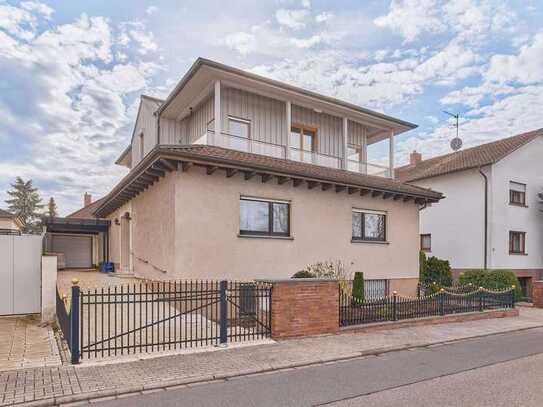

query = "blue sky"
1;0;542;215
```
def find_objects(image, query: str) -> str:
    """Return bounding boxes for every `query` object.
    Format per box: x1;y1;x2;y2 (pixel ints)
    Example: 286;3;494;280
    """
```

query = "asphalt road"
94;327;543;407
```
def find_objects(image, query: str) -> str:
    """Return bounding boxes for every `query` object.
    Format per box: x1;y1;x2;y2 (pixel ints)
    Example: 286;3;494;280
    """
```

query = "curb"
13;323;543;406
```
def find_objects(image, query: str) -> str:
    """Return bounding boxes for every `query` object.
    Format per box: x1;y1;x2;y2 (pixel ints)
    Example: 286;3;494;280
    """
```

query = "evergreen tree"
47;197;58;218
5;177;44;234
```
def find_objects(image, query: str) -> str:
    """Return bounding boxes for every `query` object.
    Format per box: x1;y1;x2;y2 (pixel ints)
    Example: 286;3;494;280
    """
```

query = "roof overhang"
115;145;132;168
44;217;110;234
158;58;417;144
95;146;443;218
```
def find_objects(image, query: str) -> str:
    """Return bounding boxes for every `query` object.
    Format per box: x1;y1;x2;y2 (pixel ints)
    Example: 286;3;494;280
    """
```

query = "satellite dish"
451;137;463;151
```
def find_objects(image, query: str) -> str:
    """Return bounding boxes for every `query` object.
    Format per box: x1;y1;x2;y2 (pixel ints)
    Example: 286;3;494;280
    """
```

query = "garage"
51;234;92;268
43;217;110;270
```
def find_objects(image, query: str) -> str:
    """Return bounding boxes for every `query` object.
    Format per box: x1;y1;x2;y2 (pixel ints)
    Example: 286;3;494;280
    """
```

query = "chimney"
84;192;92;207
410;150;422;166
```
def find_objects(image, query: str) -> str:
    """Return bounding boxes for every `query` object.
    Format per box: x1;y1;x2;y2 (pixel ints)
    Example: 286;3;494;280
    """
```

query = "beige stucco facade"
0;218;21;230
107;167;421;294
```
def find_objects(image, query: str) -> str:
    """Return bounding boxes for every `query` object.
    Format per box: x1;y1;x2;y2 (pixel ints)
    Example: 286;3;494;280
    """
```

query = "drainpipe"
155;110;161;145
478;167;488;270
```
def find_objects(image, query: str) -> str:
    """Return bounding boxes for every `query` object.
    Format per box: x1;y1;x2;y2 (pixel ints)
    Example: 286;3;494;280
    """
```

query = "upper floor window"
352;209;386;242
509;181;526;206
138;132;144;159
420;234;431;252
509;231;526;255
290;125;316;152
228;116;250;139
240;197;290;237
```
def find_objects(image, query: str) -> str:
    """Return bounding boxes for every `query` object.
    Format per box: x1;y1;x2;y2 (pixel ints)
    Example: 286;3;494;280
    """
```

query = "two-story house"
397;129;543;298
51;58;442;296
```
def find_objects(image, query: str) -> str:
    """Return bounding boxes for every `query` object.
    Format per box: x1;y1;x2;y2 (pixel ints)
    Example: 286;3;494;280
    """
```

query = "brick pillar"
268;279;339;339
533;280;543;308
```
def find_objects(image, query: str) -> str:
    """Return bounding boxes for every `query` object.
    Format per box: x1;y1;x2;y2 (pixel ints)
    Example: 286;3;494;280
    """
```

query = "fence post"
479;287;484;312
219;280;228;346
392;291;397;321
70;279;80;364
439;288;445;316
511;285;516;308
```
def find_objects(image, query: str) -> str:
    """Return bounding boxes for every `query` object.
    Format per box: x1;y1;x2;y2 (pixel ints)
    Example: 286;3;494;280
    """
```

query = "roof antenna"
443;111;462;151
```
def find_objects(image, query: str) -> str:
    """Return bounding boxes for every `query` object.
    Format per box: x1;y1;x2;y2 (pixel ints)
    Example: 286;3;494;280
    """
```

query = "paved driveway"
0;315;61;371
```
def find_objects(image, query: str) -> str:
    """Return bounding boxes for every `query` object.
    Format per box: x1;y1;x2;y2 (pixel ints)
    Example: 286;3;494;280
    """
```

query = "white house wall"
489;136;543;269
131;97;160;167
416;168;486;269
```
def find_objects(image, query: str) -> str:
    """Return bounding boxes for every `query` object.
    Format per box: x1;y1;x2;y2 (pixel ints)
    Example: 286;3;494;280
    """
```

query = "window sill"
509;203;529;208
509;252;528;256
238;234;294;240
421;249;432;252
351;239;390;245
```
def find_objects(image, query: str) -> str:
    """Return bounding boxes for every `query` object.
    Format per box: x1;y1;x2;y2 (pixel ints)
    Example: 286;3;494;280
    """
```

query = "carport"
44;217;110;269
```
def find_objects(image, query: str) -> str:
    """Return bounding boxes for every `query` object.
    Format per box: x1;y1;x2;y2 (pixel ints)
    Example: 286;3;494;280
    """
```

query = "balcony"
194;131;392;178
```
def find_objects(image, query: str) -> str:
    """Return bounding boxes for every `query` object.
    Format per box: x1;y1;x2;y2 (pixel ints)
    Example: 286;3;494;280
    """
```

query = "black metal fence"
340;287;515;327
56;286;80;363
56;280;272;363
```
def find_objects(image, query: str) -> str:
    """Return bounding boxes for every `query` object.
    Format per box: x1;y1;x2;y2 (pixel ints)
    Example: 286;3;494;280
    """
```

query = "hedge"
458;269;522;300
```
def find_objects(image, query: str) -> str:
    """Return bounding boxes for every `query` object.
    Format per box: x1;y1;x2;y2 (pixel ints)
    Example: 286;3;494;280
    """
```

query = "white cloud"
275;8;309;30
374;0;515;43
315;11;332;23
224;31;257;55
146;6;158;15
0;4;159;214
374;0;446;42
487;32;543;84
20;1;53;18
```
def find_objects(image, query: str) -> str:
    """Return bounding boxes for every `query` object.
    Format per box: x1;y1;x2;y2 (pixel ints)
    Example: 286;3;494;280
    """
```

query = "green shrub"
423;256;452;288
352;272;365;303
292;270;316;278
459;269;521;300
419;251;428;282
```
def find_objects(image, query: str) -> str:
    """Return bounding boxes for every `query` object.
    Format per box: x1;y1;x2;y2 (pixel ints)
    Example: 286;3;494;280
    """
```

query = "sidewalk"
2;307;543;406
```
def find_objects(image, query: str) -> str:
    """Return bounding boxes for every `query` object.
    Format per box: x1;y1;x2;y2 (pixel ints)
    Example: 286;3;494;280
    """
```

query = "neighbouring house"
0;209;23;234
48;58;443;296
396;129;543;298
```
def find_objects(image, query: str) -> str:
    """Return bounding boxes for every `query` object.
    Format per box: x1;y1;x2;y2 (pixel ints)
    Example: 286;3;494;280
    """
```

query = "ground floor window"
240;197;290;237
509;231;526;254
420;234;431;252
352;209;386;242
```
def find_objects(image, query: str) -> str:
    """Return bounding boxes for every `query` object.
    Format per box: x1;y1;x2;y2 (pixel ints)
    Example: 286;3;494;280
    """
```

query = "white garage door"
52;234;92;268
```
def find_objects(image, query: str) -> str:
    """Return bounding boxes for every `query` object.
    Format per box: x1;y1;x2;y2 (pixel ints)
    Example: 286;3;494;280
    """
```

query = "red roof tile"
396;129;543;182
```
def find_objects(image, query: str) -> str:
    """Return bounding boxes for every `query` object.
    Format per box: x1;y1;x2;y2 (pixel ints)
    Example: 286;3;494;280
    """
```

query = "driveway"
0;315;61;371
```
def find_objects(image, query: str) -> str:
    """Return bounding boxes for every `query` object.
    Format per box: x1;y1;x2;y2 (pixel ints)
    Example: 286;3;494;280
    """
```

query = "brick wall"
269;280;339;339
533;280;543;308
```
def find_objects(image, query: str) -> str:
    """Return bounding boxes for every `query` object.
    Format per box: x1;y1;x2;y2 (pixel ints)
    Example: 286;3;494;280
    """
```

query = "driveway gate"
57;280;272;362
0;234;42;315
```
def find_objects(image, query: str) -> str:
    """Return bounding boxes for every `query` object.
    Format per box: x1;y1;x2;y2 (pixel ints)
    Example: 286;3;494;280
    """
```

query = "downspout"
478;167;488;270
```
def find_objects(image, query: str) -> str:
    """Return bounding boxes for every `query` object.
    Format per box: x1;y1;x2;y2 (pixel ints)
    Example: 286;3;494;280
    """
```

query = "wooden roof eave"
94;149;441;218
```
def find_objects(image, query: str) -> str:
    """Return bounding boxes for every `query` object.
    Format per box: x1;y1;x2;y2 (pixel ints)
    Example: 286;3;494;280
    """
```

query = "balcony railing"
289;148;342;169
347;160;391;178
194;131;391;178
195;131;287;159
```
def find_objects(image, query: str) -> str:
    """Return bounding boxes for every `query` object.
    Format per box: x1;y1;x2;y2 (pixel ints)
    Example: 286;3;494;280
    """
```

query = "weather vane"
444;111;462;151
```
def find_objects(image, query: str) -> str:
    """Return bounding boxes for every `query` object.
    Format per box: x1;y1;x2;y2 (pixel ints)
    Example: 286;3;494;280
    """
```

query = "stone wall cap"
255;278;340;283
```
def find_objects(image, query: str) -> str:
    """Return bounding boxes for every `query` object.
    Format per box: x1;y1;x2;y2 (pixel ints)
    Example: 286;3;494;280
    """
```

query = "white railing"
193;132;391;178
289;148;342;169
347;160;391;178
194;131;287;159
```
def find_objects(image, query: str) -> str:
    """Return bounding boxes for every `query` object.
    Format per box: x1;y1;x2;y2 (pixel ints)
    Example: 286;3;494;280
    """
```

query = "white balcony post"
362;127;368;174
285;101;291;160
389;130;395;178
213;80;221;146
342;117;349;170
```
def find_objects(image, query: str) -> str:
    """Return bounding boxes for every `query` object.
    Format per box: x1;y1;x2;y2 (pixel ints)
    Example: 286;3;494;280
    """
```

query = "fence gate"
0;234;42;315
57;280;272;362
